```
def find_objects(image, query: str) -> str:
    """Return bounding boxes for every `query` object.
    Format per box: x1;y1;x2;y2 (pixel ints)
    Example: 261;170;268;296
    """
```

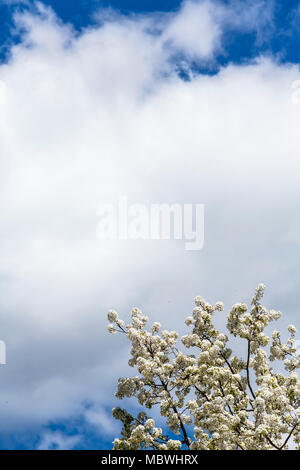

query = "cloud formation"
37;431;81;450
0;0;299;448
162;0;274;60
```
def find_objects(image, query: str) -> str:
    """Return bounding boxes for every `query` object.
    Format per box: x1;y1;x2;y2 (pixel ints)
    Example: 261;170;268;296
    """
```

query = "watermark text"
96;197;204;251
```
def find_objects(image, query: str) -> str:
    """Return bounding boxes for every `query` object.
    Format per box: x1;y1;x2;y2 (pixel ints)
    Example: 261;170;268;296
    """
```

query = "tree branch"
246;340;256;400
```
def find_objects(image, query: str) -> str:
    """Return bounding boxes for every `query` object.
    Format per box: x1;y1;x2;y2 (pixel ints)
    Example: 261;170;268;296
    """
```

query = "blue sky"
0;0;300;450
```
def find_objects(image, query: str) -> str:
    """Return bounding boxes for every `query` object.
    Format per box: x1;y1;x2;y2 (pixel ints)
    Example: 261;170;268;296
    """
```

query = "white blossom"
108;285;300;450
107;309;119;323
107;323;116;334
288;324;297;334
215;301;224;311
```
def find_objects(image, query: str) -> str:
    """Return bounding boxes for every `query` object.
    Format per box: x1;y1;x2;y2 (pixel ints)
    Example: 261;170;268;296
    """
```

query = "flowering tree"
107;285;300;450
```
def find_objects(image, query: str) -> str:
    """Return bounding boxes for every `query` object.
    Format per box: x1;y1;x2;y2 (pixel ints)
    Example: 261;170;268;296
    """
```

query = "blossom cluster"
107;285;300;450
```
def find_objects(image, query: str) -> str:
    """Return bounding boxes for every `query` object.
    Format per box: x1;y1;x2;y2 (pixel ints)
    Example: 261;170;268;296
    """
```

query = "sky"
0;0;300;450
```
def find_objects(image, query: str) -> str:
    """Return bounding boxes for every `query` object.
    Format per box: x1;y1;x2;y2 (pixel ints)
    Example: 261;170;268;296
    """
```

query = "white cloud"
163;0;222;59
0;1;299;445
84;406;120;436
162;0;274;61
37;431;81;450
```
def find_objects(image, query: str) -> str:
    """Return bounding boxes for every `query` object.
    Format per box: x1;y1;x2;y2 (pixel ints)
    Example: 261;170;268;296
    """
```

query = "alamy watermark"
0;340;6;365
96;197;204;251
